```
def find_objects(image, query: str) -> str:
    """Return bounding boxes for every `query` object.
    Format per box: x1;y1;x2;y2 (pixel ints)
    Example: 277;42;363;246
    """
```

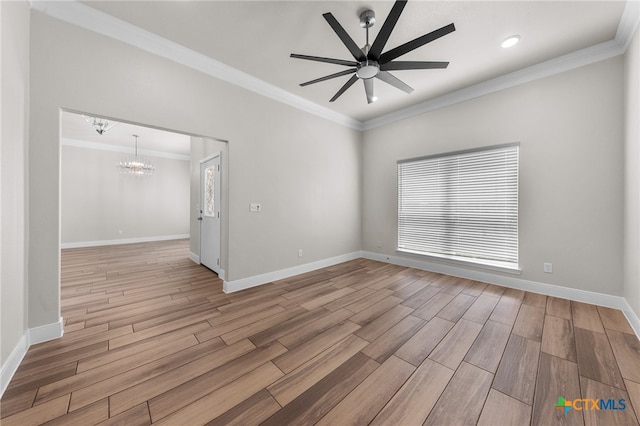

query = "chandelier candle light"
117;134;154;176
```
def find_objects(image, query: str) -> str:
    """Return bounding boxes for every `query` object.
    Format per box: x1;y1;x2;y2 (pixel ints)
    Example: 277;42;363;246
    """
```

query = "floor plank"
575;327;625;389
532;353;583;426
361;315;426;363
607;329;640;383
267;334;368;406
109;339;265;416
395;316;455;367
572;301;605;333
260;352;378;426
428;318;483;370
493;334;541;405
315;355;414;425
580;376;639;425
462;293;500;324
541;314;577;362
204;389;280;426
424;361;493;426
464;320;512;373
512;304;545;341
370;359;454;425
477;389;532;426
547;296;572;319
626;379;640;424
152;362;283;424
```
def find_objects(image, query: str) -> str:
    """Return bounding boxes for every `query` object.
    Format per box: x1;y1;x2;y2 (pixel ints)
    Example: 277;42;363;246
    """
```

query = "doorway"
199;153;221;274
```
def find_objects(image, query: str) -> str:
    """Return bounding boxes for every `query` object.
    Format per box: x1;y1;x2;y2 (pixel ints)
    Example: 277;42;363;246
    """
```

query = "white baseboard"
188;251;200;264
61;234;189;249
0;334;28;398
0;317;63;398
621;299;640;340
362;251;640;339
28;317;64;345
223;251;361;293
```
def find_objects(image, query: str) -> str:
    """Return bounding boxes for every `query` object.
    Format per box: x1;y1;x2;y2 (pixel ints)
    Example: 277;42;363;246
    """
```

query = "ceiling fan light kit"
290;0;455;104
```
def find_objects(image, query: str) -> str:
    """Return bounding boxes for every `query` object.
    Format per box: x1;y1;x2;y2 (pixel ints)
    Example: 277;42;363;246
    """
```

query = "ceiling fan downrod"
356;9;379;80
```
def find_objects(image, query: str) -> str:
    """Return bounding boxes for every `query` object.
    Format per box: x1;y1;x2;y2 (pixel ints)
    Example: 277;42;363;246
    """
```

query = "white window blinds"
398;143;519;269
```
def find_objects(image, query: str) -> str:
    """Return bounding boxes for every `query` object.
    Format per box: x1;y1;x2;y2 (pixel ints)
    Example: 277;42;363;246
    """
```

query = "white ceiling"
81;0;628;123
59;0;632;153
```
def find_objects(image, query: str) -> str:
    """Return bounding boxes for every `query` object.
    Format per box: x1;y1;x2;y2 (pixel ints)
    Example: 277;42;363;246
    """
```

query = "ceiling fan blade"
368;0;407;60
376;71;414;94
364;78;375;104
380;61;449;71
290;54;358;67
379;23;456;64
330;74;359;102
323;13;366;61
300;69;356;87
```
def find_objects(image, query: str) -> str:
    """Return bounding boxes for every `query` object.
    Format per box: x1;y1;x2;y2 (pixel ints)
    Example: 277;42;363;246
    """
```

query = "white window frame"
397;143;520;273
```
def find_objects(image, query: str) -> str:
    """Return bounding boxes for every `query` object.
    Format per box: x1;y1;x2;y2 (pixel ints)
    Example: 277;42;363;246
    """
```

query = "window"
397;143;519;271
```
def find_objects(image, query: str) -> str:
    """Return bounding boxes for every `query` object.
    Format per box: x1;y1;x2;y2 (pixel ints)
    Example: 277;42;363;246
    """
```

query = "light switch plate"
250;203;261;212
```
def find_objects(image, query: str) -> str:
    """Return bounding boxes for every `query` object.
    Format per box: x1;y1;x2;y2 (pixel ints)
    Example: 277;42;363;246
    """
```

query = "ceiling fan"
290;0;455;104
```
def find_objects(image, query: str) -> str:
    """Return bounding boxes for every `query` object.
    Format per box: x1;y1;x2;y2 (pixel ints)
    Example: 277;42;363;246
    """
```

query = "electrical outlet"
544;263;553;273
298;249;303;258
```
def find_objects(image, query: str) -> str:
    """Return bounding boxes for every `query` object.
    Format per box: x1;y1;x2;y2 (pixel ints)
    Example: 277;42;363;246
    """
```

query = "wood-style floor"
2;240;640;425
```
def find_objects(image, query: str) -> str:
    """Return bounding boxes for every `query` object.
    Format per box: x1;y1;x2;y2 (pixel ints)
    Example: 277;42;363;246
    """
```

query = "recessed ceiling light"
501;35;520;48
372;96;378;102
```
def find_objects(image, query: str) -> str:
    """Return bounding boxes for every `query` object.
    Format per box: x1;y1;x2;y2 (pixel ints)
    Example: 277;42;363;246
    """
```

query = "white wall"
362;57;624;296
28;11;362;329
624;26;640;318
61;144;190;245
1;0;29;388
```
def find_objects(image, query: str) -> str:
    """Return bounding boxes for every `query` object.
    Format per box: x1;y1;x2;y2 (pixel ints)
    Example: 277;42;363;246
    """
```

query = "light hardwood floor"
2;239;640;425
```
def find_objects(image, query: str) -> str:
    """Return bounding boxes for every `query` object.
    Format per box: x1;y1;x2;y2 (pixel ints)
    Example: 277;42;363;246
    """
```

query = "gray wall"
61;144;190;245
28;11;362;328
362;57;625;296
624;26;640;316
1;0;29;369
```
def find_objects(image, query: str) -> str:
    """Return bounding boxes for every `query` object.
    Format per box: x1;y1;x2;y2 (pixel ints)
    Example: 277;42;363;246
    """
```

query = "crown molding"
31;0;638;134
361;39;625;130
29;0;362;131
61;138;190;161
616;0;640;51
363;0;638;131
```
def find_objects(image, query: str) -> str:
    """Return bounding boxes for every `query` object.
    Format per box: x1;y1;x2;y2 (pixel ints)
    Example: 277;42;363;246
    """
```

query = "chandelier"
82;115;119;135
117;135;154;176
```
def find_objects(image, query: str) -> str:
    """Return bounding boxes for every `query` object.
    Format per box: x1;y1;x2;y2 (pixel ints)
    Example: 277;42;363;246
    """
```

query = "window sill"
396;249;522;275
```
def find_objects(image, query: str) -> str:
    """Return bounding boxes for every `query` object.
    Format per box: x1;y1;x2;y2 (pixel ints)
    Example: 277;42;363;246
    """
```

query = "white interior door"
200;153;221;274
